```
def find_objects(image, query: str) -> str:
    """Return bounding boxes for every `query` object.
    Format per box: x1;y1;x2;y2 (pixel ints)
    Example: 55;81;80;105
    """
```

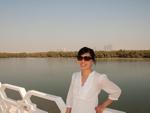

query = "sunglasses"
77;56;92;61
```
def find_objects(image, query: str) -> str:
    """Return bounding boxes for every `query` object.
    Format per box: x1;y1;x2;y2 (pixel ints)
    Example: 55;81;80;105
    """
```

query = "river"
0;58;150;113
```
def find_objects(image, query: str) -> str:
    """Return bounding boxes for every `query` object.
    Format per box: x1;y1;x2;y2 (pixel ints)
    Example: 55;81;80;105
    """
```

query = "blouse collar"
80;70;95;87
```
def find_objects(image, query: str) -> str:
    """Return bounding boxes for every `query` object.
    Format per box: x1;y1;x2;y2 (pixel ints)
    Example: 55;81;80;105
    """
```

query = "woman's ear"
91;61;94;65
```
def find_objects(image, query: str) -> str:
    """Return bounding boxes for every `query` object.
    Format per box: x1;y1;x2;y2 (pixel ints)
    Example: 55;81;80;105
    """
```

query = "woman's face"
77;53;93;71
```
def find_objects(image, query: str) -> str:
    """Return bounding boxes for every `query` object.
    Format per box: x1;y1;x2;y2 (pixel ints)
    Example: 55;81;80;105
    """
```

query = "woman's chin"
80;67;89;70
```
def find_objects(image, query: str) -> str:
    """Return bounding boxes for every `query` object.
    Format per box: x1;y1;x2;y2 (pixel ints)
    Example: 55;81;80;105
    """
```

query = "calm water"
0;58;150;113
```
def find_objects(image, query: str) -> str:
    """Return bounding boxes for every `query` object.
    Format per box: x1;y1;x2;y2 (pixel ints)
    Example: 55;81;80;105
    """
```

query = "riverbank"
0;50;150;58
96;58;150;61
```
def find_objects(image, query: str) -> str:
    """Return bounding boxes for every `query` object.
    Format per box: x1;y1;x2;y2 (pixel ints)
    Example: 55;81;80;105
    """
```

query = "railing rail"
0;82;125;113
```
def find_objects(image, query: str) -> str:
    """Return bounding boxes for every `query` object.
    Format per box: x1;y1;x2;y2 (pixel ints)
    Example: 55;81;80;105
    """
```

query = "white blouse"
66;71;121;113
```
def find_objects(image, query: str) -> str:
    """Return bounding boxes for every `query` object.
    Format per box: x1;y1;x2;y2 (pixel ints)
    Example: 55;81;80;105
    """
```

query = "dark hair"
77;47;96;64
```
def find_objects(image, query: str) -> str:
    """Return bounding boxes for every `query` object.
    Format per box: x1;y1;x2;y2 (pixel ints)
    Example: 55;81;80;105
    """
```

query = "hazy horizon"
0;0;150;52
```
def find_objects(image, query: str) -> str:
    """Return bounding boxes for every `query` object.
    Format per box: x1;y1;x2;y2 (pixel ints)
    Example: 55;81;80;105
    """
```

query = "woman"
66;47;121;113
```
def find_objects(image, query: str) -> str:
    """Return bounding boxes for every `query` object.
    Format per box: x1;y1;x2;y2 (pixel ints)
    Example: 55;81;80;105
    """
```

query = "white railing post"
0;84;26;113
23;90;66;113
17;90;66;113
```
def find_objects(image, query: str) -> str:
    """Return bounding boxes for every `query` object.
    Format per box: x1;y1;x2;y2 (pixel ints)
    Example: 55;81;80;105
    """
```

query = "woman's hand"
95;99;113;113
66;107;71;113
95;105;105;113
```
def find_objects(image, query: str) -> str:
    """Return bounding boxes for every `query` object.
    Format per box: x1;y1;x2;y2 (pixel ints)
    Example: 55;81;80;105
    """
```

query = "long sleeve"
66;74;74;108
100;74;121;100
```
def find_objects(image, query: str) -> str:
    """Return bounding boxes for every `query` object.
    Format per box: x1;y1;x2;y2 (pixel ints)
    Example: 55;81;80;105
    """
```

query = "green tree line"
0;50;150;58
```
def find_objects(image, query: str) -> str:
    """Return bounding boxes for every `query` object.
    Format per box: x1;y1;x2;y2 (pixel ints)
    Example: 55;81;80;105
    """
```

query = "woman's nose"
81;59;85;62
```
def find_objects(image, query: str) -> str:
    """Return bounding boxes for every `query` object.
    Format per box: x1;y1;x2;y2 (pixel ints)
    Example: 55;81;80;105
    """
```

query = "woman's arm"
96;74;121;113
100;74;121;101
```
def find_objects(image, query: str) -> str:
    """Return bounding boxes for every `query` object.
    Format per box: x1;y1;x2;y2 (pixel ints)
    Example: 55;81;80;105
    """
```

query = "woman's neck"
81;69;93;77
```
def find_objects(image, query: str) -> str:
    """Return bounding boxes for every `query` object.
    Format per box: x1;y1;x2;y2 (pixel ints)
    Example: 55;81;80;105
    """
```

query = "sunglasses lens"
84;56;92;61
77;56;92;61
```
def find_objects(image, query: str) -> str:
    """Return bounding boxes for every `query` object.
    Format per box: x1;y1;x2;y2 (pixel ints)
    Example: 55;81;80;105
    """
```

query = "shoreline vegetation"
0;50;150;59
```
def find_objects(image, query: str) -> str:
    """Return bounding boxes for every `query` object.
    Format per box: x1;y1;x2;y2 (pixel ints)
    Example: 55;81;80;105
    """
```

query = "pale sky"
0;0;150;52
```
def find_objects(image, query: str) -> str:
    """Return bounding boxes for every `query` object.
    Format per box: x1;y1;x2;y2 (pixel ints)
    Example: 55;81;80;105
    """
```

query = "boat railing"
0;82;125;113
